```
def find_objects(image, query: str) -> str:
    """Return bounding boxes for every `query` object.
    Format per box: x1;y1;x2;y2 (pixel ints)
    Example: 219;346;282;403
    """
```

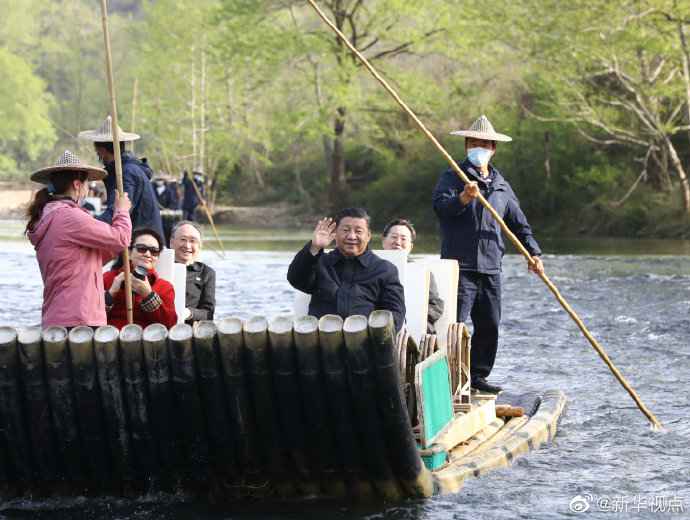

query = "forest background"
2;0;690;237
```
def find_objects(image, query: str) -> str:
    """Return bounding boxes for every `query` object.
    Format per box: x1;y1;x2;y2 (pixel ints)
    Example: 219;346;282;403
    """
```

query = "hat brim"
30;165;107;185
77;129;141;142
450;130;512;142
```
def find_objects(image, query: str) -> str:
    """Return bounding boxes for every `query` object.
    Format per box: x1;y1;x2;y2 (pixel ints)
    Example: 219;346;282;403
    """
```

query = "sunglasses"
132;244;161;256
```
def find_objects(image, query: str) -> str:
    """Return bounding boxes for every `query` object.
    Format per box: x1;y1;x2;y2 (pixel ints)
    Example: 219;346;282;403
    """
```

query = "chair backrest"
292;290;311;318
157;248;187;324
402;262;429;345
425;258;459;347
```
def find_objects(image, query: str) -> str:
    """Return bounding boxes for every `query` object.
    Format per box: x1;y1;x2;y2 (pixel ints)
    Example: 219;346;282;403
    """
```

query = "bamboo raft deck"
0;311;566;503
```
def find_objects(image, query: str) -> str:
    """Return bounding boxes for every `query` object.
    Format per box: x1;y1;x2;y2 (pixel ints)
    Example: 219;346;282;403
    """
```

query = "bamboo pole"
305;0;662;430
100;0;133;325
189;176;225;258
130;77;138;155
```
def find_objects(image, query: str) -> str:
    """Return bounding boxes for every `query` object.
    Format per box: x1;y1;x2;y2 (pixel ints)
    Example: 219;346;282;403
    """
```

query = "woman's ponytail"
25;188;53;234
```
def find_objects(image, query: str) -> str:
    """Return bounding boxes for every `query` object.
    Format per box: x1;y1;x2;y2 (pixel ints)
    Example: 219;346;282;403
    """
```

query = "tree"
514;0;690;213
215;0;454;209
0;48;55;177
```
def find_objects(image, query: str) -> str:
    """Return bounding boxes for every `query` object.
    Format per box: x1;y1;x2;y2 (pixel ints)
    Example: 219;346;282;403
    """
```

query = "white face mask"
467;147;493;168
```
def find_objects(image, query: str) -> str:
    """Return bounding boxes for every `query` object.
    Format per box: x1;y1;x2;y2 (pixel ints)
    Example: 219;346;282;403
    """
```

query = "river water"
0;223;689;519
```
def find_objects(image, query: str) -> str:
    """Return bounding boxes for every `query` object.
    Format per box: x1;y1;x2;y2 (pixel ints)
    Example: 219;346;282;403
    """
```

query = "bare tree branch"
611;146;653;207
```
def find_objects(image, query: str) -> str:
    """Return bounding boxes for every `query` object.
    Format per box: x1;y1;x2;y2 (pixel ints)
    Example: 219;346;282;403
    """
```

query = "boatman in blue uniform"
79;115;164;240
287;207;406;332
432;115;544;394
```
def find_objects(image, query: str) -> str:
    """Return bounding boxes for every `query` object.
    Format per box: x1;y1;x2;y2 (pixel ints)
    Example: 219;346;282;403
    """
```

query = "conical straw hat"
78;115;140;142
450;114;512;142
30;150;107;184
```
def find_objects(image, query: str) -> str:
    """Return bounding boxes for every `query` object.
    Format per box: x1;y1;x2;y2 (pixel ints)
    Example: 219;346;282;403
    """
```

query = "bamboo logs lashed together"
68;326;109;488
194;321;236;486
368;311;434;498
343;315;401;501
142;323;177;484
293;316;345;497
169;323;209;484
0;313;435;500
0;327;32;485
94;325;133;489
268;316;313;493
120;325;158;482
43;327;83;483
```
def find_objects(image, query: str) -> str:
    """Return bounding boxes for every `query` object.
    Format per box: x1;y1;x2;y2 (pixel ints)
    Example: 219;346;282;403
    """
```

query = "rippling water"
1;236;689;519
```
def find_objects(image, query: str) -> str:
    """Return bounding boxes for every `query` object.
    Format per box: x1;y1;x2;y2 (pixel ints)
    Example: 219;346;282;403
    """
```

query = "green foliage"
0;48;55;177
1;0;690;236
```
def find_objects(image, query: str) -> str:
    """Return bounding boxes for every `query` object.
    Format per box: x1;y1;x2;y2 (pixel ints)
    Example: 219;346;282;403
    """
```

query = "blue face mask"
467;147;493;168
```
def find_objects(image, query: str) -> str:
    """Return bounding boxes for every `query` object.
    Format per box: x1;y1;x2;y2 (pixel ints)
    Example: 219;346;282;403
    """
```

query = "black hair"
170;220;202;241
130;227;163;250
334;207;371;228
94;141;126;154
382;218;417;242
111;227;164;270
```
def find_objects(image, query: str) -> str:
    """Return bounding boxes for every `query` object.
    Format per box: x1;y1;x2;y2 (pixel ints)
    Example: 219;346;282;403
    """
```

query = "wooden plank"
495;405;525;418
448;418;504;461
435;397;497;451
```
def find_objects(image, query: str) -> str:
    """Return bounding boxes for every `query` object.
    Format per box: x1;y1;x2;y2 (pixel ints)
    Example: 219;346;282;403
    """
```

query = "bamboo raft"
0;311;565;502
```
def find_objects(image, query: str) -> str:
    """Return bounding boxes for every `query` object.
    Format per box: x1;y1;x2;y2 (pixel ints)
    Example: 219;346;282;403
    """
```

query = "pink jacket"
28;200;132;328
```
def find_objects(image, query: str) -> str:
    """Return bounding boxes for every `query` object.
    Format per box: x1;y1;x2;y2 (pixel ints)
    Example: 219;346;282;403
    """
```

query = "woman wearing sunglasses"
103;227;177;329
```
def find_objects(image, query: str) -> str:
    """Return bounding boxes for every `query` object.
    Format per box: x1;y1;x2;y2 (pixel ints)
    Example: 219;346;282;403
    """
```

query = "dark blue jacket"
182;174;205;211
287;242;406;331
98;152;164;238
432;160;541;274
155;181;180;210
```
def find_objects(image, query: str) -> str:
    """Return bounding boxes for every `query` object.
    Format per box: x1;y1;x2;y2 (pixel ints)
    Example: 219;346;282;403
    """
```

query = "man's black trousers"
456;270;501;381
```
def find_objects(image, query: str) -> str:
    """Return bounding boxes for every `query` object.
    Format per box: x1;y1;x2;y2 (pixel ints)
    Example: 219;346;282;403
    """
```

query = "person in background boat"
153;174;182;244
432;115;544;395
104;227;177;329
170;220;216;324
153;174;181;210
181;170;206;221
382;218;445;334
287;207;406;331
79;115;164;240
26;151;132;328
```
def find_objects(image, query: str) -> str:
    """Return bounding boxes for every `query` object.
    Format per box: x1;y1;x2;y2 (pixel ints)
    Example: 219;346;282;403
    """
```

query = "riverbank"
0;183;34;219
0;183;315;228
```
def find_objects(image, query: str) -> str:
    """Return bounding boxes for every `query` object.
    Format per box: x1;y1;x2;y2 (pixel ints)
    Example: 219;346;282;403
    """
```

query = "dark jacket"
98;152;164;239
182;173;205;211
287;242;406;331
432;160;541;274
184;261;216;323
427;272;444;334
155;181;180;210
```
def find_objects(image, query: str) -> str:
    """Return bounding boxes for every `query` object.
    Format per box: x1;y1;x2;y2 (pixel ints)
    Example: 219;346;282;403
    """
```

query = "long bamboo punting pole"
130;77;138;154
100;0;133;324
305;0;662;430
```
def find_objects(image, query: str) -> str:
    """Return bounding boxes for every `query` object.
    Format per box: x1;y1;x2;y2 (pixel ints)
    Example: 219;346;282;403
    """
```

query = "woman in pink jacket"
26;151;132;328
